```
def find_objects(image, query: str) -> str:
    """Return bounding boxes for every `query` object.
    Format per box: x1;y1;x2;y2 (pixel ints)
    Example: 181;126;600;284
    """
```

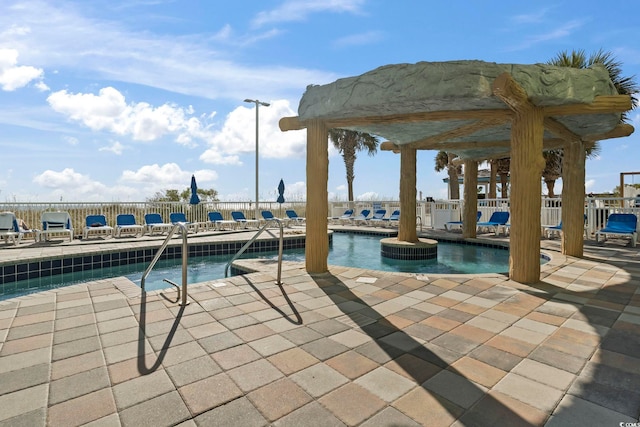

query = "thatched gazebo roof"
280;60;633;283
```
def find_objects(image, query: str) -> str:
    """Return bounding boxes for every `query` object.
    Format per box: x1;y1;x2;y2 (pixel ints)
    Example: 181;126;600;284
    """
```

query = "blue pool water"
1;233;518;300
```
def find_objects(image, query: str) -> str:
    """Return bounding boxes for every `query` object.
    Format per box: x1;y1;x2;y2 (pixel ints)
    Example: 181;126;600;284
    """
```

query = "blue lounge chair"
83;214;113;239
543;214;587;239
330;209;354;224
39;211;74;242
206;212;236;231
261;210;287;227
476;211;510;236
595;213;637;247
170;212;200;233
115;214;144;237
286;210;305;224
351;209;371;225
231;211;259;229
367;209;387;226
0;212;37;245
144;213;173;235
382;210;400;227
445;211;481;231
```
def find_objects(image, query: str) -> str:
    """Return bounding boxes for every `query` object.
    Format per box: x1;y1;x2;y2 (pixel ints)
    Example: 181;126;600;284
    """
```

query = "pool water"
1;233;516;300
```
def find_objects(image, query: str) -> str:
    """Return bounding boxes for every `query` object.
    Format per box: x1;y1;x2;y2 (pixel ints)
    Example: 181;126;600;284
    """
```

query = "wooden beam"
583;123;634;142
543;95;632;116
448;137;568;163
323;109;513;129
452;151;512;164
407;118;508;150
279;116;307;131
543;117;581;142
380;141;400;152
492;72;532;112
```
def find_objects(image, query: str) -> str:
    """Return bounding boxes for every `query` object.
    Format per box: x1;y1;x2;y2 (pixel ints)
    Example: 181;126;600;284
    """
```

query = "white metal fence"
0;201;307;238
2;197;638;239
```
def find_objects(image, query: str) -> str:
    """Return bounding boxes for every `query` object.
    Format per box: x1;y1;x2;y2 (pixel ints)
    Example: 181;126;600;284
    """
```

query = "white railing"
2;197;638;240
0;201;306;238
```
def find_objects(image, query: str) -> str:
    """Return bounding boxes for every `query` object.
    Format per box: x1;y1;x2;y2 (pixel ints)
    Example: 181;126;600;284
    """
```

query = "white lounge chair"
39;211;74;242
0;212;37;245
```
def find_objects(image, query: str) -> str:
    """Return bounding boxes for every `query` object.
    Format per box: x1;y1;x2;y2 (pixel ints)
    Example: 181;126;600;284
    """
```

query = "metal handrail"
225;219;284;285
141;223;190;306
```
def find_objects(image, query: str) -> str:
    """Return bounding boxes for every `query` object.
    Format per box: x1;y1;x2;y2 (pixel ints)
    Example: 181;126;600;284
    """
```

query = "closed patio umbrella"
190;175;200;205
277;179;285;204
277;179;285;218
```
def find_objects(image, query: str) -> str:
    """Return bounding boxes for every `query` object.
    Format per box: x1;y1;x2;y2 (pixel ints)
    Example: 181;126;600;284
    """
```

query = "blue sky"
1;0;639;203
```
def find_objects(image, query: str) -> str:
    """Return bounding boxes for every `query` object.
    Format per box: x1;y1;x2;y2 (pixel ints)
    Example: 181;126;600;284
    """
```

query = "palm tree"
434;151;461;199
542;49;639;195
329;129;380;202
542;150;562;197
495;158;510;198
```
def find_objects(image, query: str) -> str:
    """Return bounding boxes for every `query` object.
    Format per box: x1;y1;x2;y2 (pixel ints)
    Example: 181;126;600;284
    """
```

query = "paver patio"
0;230;639;426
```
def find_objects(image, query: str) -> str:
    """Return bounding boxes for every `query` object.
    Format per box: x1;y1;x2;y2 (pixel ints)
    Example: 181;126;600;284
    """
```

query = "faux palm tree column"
493;73;545;284
462;160;479;239
561;140;586;257
398;146;417;242
306;119;329;273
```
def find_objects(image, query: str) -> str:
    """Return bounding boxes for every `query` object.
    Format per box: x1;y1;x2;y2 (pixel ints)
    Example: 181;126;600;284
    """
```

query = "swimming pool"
1;233;523;300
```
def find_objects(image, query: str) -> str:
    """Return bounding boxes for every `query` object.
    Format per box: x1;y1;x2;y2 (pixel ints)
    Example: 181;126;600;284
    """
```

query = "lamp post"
244;98;270;220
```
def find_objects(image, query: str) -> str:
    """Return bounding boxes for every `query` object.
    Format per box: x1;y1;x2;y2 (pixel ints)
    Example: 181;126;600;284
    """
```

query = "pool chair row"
329;209;400;227
446;211;510;236
259;210;306;227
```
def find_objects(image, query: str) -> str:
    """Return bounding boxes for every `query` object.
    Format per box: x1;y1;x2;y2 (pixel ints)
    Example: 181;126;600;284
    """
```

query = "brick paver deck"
0;228;639;426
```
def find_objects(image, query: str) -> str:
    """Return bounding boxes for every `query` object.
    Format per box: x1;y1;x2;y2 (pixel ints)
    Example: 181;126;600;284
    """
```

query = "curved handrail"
225;219;284;285
141;223;190;306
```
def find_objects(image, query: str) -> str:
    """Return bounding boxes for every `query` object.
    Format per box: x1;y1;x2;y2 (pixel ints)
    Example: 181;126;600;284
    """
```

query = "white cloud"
31;164;220;202
0;48;44;91
119;163;218;192
252;0;366;27
99;141;125;155
284;181;306;201
200;99;306;164
356;191;379;201
32;168;123;202
47;86;214;145
0;3;337;101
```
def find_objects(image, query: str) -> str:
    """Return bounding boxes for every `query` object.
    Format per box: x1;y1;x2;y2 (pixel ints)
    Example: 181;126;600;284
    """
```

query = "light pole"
244;98;270;220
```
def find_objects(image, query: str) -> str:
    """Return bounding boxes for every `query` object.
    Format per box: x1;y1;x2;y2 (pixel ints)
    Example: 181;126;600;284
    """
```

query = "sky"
1;0;639;203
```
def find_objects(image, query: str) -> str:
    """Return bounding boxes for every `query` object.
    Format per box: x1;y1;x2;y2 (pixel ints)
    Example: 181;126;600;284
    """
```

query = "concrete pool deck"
0;227;639;426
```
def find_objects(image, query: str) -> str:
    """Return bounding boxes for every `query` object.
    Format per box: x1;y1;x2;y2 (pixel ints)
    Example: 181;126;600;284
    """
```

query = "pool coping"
0;227;563;300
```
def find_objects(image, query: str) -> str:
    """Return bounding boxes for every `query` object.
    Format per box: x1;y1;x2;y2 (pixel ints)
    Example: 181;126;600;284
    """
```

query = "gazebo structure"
279;60;633;284
442;168;509;199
